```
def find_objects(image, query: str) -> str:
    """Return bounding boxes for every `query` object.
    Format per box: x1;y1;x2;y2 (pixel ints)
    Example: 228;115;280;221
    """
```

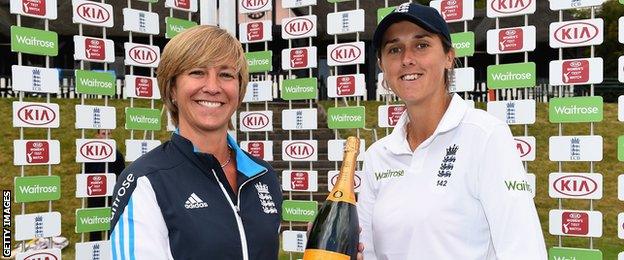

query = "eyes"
187;68;236;80
386;42;430;55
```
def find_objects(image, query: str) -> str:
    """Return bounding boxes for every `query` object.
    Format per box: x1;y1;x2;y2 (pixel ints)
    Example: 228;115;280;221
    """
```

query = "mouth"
195;100;224;108
400;73;422;81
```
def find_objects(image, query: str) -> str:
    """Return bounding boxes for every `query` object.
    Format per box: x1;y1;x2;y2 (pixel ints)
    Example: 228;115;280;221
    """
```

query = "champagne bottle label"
303;249;350;260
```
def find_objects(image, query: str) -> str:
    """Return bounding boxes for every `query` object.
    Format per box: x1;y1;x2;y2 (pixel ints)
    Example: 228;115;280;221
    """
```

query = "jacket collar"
385;93;468;155
172;130;267;177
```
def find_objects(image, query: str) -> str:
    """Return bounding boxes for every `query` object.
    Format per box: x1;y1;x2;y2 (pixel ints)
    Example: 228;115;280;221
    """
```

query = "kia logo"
490;0;532;14
570;61;583;67
553;175;597;197
21;252;59;260
241;0;268;10
18;104;56;126
80;141;113;160
242;113;269;130
284;18;313;36
285;142;314;159
331;174;361;189
554;22;599;44
129;46;157;64
447;0;458;5
514;138;531;157
77;3;110;23
331;44;361;63
505;29;516;36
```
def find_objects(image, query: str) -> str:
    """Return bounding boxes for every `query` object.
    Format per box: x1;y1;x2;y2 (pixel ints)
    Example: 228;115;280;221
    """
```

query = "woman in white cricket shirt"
357;3;547;259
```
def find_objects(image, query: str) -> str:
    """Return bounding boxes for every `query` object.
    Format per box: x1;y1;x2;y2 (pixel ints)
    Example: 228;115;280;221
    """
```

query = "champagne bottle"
303;137;360;260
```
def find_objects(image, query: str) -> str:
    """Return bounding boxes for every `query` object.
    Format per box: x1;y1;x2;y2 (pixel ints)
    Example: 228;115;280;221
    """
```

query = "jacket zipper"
211;169;267;260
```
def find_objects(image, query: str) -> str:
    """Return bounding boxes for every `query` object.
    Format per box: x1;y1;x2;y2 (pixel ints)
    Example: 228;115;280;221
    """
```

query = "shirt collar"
173;129;267;177
385;93;468;155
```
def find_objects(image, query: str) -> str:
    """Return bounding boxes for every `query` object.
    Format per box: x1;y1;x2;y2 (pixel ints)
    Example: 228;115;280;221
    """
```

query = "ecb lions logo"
436;144;459;187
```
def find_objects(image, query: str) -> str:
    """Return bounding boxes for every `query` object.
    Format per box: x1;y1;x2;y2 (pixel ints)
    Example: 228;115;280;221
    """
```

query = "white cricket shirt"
357;94;547;260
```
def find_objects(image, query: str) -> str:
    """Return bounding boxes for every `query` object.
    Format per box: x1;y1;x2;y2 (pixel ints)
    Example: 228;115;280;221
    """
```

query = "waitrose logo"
487;62;536;89
19;184;57;194
505;180;533;194
284;207;315;216
11;26;58;56
374;169;405;181
79;215;110;225
549;96;603;123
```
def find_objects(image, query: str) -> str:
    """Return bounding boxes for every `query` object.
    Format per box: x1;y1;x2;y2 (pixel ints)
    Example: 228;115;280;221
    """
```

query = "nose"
201;68;221;94
401;48;415;67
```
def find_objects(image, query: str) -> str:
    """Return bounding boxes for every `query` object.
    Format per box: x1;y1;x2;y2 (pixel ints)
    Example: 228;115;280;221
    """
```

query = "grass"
2;97;623;259
320;99;624;258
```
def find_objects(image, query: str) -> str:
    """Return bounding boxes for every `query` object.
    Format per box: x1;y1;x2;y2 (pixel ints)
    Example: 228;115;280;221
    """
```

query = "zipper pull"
235;205;240;213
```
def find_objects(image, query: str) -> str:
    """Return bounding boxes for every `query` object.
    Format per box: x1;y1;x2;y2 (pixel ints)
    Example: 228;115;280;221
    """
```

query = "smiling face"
173;65;239;134
378;21;454;106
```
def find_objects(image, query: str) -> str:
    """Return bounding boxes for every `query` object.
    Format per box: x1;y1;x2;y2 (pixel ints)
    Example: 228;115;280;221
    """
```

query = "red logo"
134;77;153;97
553;175;597;197
247;142;265;159
331;173;361;189
387;106;406;126
175;0;190;9
20;252;59;260
129;46;157;64
330;44;361;64
247;22;264;41
290;48;308;68
87;175;107;196
22;0;46;16
441;0;463;21
284;18;313;36
514;138;532;158
498;28;523;51
285;142;314;159
242;113;270;130
554;22;599;44
290;172;309;190
241;0;269;10
76;3;110;24
26;141;49;163
490;0;532;14
562;60;589;84
17;104;56;126
85;38;105;60
336;76;355;96
80;141;113;161
562;212;589;235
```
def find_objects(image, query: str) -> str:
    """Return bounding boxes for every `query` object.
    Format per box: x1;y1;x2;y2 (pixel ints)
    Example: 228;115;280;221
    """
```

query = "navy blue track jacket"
109;133;282;259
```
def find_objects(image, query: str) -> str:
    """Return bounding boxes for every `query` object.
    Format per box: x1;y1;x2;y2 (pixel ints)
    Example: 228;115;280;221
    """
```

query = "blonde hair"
157;25;249;127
